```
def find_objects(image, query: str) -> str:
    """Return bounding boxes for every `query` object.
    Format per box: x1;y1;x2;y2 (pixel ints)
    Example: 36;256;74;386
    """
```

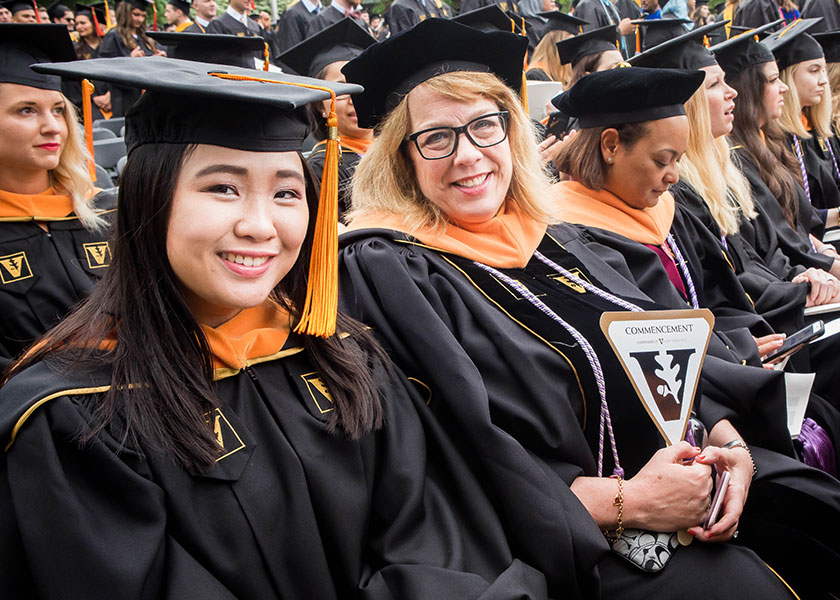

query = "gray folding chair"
92;116;125;137
92;128;116;141
93;164;113;188
115;155;128;177
93;137;127;175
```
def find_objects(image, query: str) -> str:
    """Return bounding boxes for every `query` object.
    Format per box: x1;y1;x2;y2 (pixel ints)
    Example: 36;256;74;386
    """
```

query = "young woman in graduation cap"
715;21;840;280
98;0;163;117
339;17;804;599
0;55;553;599
278;18;376;222
0;24;114;371
770;18;840;213
555;24;624;89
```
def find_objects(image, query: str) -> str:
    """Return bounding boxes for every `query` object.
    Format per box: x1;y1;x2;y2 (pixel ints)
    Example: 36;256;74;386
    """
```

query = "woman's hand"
691;445;754;542
752;333;785;365
621;442;713;532
792;267;840;306
538;134;564;169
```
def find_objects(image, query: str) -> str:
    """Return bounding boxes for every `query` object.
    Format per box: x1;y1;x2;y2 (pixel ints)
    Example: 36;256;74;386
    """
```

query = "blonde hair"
778;62;834;139
347;71;556;233
530;30;572;86
679;87;755;236
827;62;840;135
54;98;106;230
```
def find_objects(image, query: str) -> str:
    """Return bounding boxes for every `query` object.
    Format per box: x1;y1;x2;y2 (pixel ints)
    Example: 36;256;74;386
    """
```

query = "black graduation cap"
551;66;704;128
727;24;773;40
278;17;376;77
342;18;528;130
46;1;72;19
762;17;824;71
710;19;781;76
148;32;262;68
629;20;727;70
32;56;361;152
632;17;692;52
167;0;190;13
452;5;515;33
115;0;151;12
0;23;76;91
813;30;840;64
75;2;106;21
555;24;617;67
536;10;588;35
1;0;36;13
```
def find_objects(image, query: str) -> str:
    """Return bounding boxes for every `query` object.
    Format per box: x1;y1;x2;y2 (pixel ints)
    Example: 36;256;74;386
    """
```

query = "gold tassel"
520;70;529;113
263;42;270;71
105;1;113;30
207;72;339;337
82;79;97;182
636;26;640;54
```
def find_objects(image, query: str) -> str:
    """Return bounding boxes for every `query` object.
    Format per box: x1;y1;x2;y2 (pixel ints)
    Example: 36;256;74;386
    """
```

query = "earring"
606;157;613;164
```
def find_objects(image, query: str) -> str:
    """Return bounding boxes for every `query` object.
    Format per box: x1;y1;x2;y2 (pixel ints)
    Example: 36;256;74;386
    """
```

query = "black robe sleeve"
388;0;422;36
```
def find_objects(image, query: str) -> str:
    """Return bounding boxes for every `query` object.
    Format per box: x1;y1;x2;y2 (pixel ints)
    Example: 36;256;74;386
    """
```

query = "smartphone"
545;110;571;140
703;470;730;529
761;320;825;364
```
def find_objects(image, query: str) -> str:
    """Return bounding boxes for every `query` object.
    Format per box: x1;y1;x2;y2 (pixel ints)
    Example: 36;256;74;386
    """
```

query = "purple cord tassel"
798;418;838;477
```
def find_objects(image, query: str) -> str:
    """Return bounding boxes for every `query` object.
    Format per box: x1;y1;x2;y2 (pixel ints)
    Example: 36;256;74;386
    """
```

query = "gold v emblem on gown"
83;241;112;269
0;251;33;284
302;372;334;414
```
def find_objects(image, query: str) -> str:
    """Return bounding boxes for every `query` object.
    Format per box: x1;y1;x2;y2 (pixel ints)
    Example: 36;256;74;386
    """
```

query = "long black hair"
7;143;385;472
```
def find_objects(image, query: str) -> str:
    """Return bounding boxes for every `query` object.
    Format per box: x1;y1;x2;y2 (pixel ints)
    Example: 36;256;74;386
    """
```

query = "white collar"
301;0;321;13
195;15;210;26
225;5;248;21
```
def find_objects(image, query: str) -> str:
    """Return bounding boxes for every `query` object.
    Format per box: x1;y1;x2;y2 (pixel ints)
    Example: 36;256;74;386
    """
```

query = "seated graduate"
712;24;840;278
617;23;840;477
338;17;815;599
0;24;115;371
769;18;840;214
556;24;625;89
523;11;587;85
147;29;267;70
0;55;552;599
812;31;840;169
278;18;376;222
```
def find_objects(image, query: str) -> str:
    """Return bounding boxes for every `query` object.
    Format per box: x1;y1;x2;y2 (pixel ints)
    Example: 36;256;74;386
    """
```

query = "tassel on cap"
105;1;113;30
82;79;97;181
520;69;528;112
92;9;104;37
635;26;640;54
263;42;270;71
151;2;157;31
208;72;339;338
32;0;41;22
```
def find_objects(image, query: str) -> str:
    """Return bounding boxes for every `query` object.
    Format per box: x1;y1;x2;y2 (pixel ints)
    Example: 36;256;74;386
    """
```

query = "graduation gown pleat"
339;224;819;599
0;190;116;370
0;346;551;599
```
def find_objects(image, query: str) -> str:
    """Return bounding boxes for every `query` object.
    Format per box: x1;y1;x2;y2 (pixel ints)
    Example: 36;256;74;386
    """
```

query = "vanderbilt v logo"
83;242;111;269
0;251;33;284
302;372;334;414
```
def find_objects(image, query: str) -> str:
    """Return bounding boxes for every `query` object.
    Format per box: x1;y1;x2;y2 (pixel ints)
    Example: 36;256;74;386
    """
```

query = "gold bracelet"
602;475;624;543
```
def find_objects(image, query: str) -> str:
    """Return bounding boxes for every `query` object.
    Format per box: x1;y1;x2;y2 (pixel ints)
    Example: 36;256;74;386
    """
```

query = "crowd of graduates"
3;0;840;598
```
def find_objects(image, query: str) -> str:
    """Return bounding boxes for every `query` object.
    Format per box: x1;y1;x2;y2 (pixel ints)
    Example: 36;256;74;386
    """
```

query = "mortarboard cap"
342;18;528;129
1;0;35;13
551;66;704;128
35;56;362;337
167;0;190;13
727;24;774;39
555;24;618;67
148;31;263;69
813;30;840;63
452;5;515;33
629;20;727;70
278;17;375;77
711;19;781;76
536;10;588;35
632;17;692;51
0;23;76;91
115;0;151;11
762;18;824;71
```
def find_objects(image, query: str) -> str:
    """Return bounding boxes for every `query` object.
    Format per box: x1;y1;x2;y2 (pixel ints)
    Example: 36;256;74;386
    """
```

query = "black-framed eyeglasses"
406;111;510;160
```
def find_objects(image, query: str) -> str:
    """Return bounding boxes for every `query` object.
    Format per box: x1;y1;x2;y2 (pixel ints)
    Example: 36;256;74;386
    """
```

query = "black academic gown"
339;224;824;599
460;0;519;15
305;140;362;222
97;29;156;117
525;67;551;81
732;0;781;27
800;0;840;32
734;148;834;273
0;190;116;371
0;345;551;599
797;133;840;211
206;12;274;63
275;0;318;53
388;0;450;36
574;0;633;57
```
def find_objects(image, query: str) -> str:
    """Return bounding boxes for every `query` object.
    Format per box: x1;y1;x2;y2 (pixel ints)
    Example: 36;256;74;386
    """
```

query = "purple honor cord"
665;234;700;309
792;135;813;205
